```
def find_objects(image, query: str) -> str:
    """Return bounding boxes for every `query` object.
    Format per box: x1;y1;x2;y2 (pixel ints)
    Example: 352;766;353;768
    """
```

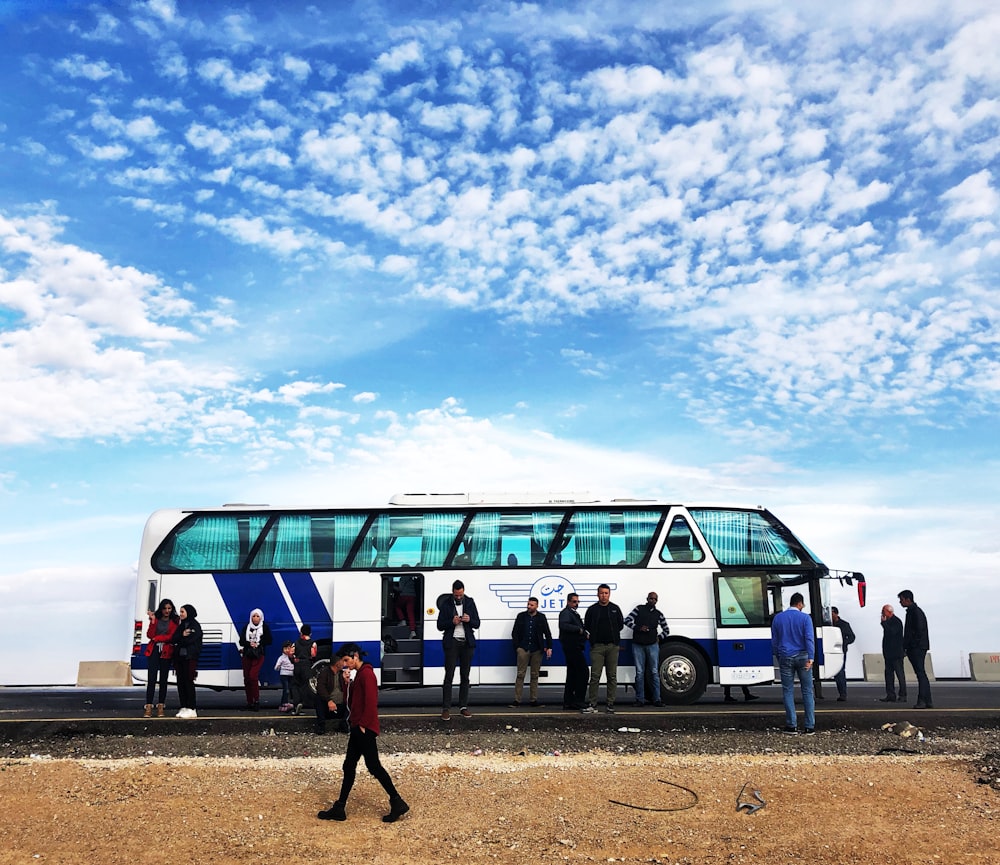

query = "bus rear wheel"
658;643;708;705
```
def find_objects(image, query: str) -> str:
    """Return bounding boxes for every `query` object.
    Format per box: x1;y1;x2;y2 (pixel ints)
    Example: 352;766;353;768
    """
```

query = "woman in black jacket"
172;604;203;719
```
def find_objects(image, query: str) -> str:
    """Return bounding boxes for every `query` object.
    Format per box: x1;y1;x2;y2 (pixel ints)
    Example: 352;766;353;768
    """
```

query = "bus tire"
308;659;331;696
658;642;708;705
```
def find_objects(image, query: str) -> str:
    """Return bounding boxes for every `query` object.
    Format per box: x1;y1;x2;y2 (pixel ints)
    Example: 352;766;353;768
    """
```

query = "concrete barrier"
969;653;1000;682
862;653;935;683
77;661;133;687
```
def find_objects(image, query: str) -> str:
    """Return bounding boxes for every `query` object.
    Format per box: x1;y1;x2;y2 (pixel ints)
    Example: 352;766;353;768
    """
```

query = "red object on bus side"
854;573;867;608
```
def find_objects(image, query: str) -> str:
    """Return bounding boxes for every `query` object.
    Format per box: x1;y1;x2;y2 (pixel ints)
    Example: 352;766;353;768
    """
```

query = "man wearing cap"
624;591;670;707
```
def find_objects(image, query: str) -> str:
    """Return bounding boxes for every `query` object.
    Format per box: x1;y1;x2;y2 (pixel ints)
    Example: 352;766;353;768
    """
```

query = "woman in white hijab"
238;607;272;711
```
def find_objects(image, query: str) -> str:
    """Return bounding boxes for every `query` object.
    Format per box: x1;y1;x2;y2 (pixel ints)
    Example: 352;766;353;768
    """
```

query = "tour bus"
130;493;866;704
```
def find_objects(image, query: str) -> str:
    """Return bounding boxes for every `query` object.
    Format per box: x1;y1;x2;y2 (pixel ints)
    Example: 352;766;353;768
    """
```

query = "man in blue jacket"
771;592;815;735
437;580;481;722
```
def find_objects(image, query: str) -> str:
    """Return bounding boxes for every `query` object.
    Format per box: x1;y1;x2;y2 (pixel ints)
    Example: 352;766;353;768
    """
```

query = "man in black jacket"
879;603;906;703
559;593;589;710
831;606;856;702
510;597;553;708
437;580;481;721
582;584;624;714
898;589;932;708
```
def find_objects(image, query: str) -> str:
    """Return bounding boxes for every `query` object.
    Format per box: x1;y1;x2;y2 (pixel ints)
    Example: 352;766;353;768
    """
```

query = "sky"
1;0;997;687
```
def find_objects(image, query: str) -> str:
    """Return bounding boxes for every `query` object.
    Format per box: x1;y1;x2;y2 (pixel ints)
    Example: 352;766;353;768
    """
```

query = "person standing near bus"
559;592;589;710
239;608;272;711
172;603;203;718
317;643;409;823
582;584;624;714
771;591;815;735
510;597;553;708
879;603;906;702
831;606;856;702
898;589;932;708
143;598;179;718
292;624;317;715
395;573;419;639
624;591;670;707
437;579;480;721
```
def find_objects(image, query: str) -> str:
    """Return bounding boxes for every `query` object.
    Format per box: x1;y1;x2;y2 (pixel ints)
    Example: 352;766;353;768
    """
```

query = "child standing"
274;641;296;712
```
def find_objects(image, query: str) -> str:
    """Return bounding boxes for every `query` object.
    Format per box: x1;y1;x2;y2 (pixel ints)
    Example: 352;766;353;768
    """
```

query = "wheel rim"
661;653;696;695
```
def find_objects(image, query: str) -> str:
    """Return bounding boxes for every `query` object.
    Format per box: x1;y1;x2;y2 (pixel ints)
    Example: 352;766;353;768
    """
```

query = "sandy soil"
2;737;998;865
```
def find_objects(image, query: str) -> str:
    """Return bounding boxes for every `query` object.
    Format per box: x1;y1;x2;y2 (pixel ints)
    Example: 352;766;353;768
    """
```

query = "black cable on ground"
609;779;699;812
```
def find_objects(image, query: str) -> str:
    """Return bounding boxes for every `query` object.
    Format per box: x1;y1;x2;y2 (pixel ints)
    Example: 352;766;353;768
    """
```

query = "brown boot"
156;703;165;718
143;704;152;718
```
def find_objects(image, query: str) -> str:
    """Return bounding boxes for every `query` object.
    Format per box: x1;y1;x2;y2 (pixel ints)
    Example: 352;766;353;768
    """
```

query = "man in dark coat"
898;589;932;708
879;603;906;702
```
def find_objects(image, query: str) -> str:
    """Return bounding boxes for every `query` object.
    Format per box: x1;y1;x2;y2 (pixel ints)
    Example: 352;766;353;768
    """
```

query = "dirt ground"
2;727;999;865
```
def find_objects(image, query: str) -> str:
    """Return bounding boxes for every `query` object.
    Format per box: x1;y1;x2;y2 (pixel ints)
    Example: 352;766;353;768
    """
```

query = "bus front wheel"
658;643;708;705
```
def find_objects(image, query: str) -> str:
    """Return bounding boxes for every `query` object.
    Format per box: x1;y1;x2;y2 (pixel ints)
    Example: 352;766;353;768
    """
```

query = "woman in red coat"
144;599;179;717
317;643;409;823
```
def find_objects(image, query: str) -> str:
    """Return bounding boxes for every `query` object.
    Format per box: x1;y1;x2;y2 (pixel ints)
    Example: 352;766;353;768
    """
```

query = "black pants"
338;727;399;803
314;699;347;733
175;658;197;710
442;640;474;710
145;650;171;704
884;655;906;698
560;638;588;706
906;648;932;705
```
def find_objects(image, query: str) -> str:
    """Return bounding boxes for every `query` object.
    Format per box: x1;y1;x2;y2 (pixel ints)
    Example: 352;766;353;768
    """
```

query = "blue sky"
1;0;997;685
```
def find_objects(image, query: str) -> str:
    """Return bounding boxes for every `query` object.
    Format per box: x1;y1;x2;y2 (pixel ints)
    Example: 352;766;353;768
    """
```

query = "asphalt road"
1;681;997;736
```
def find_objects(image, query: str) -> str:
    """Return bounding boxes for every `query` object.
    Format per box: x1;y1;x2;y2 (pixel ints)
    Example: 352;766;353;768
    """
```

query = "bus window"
456;510;562;567
560;509;661;566
247;513;367;570
154;513;269;572
659;516;705;563
690;508;802;567
349;511;463;569
715;574;769;626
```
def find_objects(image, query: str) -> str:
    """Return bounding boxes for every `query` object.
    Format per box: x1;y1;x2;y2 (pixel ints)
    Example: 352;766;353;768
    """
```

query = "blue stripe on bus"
278;571;334;643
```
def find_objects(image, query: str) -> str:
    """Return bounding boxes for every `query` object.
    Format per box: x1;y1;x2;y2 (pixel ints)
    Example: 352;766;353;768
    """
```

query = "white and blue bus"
130;493;866;703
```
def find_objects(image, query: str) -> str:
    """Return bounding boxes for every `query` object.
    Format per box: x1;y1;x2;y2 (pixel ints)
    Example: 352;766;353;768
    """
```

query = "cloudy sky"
1;0;997;686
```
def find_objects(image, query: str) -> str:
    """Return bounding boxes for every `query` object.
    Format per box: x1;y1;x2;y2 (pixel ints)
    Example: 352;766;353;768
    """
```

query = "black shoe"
744;693;759;702
529;700;543;708
562;704;576;711
653;700;664;707
382;796;410;823
782;726;799;735
634;699;645;707
508;701;521;709
914;701;931;709
250;702;260;712
317;801;346;821
724;695;737;703
803;728;816;736
836;696;847;702
878;696;896;702
898;693;908;700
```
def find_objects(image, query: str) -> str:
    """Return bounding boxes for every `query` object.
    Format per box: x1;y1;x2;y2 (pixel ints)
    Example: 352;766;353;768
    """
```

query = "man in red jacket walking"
317;643;409;823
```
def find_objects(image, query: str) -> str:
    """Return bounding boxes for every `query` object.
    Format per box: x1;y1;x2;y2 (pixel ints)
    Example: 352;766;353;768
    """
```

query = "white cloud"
197;58;272;97
941;170;999;221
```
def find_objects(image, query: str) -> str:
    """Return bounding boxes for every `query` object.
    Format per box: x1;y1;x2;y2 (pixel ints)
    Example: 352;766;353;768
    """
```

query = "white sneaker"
175;708;188;717
186;709;197;719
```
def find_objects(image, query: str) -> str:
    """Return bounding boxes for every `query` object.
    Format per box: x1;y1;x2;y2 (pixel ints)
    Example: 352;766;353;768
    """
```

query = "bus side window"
660;517;704;563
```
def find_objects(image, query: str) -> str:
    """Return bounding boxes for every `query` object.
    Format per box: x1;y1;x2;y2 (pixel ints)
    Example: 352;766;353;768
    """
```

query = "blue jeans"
632;642;660;702
778;653;815;730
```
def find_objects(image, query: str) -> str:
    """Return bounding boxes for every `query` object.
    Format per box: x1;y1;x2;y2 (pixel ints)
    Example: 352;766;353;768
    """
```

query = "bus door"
380;572;424;686
714;573;775;686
